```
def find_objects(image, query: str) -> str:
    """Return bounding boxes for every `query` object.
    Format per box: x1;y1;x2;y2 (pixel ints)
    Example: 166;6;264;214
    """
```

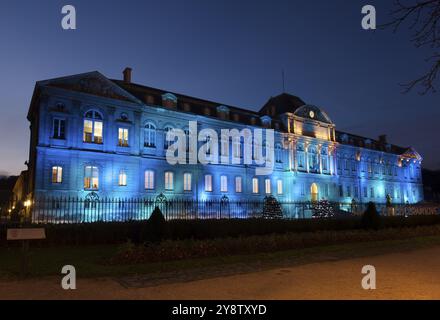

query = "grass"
2;234;440;280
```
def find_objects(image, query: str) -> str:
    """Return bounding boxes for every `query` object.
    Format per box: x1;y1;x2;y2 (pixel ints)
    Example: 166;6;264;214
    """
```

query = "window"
51;166;63;184
275;144;282;163
118;128;129;147
363;187;368;198
83;110;103;144
184;173;192;191
53;119;66;139
205;174;213;192
144;170;154;190
235;176;242;193
346;186;351;198
164;171;174;190
144;122;156;147
339;185;343;197
118;170;127;186
84;166;99;190
277;179;283;195
220;175;228;192
265;179;271;194
370;187;375;198
252;178;259;194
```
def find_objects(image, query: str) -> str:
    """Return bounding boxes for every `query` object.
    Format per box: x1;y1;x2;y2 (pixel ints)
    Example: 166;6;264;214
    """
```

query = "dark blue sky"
0;0;439;176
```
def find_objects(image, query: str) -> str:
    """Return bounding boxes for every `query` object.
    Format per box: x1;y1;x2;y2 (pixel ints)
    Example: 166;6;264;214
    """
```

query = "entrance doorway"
311;183;319;202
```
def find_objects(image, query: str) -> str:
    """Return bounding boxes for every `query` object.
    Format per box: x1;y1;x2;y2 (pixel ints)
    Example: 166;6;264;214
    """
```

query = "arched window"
83;110;103;144
144;122;156;148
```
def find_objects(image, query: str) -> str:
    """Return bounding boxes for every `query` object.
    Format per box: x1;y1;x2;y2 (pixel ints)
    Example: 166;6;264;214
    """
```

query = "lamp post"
24;200;31;223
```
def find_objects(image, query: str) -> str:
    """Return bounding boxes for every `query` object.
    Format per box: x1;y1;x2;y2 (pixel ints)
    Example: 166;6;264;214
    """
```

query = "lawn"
2;234;440;280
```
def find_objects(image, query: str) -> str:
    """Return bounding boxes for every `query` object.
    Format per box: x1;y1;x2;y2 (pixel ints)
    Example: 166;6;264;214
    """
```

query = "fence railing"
2;194;440;224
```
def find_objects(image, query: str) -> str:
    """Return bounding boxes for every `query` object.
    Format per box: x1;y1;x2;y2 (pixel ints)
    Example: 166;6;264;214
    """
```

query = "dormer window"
260;115;272;128
120;112;129;121
162;93;177;109
217;105;230;120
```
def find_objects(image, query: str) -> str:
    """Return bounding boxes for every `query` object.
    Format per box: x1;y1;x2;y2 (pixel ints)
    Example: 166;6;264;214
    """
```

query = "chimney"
123;67;132;83
378;134;387;144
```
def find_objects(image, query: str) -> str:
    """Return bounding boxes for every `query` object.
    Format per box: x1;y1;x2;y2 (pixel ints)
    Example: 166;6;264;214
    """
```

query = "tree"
382;0;440;94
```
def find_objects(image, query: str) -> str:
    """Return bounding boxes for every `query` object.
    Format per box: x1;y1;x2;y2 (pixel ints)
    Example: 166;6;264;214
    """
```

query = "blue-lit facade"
26;70;424;205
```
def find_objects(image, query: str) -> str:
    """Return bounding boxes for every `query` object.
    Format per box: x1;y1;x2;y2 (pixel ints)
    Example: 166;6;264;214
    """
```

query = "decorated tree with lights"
262;195;283;219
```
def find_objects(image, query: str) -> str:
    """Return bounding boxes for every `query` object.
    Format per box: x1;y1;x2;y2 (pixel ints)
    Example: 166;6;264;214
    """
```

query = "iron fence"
2;193;440;224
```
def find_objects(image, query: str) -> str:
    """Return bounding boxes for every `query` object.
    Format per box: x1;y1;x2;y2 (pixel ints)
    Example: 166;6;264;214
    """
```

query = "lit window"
144;122;156;147
84;166;99;190
277;179;283;195
205;174;213;192
184;173;192;191
118;128;129;147
220;175;228;192
118;170;127;186
51;166;63;184
252;178;259;194
235;176;242;193
265;179;271;194
164;171;174;190
144;170;154;190
53;119;66;139
83;110;103;144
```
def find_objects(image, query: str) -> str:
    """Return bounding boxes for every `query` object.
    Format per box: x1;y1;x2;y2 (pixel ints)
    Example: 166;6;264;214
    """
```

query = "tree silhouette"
382;0;440;94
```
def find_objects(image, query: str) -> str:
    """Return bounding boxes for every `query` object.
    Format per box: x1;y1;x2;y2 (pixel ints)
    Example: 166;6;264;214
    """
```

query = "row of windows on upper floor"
50;166;284;195
52;111;287;162
51;110;419;176
335;157;421;180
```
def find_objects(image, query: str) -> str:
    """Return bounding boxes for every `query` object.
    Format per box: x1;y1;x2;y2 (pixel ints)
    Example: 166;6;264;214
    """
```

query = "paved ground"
1;245;440;300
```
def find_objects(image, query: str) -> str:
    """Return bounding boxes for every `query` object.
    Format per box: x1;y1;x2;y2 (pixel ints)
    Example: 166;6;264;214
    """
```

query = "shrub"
146;206;168;243
361;202;382;230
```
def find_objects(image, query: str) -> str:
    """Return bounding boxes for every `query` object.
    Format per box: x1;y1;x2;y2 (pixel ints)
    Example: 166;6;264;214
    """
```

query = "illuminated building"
25;68;423;206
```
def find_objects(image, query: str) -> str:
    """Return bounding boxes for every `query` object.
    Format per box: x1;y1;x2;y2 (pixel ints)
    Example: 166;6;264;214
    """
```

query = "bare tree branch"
380;0;440;94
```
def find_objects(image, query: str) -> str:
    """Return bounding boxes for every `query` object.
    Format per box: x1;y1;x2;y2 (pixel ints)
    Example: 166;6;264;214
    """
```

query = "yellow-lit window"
277;179;283;195
84;166;99;190
165;171;174;190
118;170;127;186
83;110;103;144
252;178;259;194
118;128;129;147
51;166;63;184
265;179;271;194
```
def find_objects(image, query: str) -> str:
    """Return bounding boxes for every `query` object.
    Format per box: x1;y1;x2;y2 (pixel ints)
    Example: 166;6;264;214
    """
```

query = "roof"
29;71;413;156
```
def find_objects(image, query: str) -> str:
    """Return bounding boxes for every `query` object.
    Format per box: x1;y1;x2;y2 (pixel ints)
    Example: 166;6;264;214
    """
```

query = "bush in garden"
146;206;168;243
361;202;382;230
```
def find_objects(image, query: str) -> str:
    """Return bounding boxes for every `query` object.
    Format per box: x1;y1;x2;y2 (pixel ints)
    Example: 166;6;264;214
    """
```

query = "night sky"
0;0;439;176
